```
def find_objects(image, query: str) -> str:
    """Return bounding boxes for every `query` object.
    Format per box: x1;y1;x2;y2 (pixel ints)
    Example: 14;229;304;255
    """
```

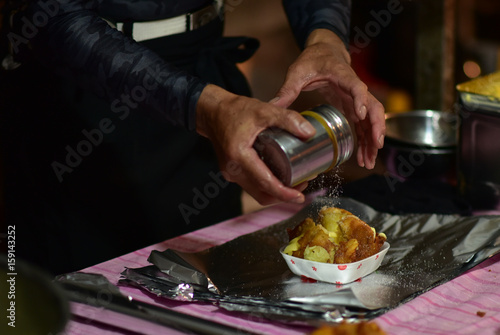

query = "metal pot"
456;73;500;210
380;110;457;181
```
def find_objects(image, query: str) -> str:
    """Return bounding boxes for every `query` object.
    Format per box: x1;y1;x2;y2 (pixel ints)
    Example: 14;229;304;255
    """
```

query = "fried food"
284;206;386;264
284;218;335;262
310;321;387;335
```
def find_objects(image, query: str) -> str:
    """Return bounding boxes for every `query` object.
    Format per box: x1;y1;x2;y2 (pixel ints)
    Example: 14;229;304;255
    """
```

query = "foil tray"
119;197;500;323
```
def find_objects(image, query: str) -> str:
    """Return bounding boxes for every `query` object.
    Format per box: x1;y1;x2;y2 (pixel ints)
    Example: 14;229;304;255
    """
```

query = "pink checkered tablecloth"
62;199;500;335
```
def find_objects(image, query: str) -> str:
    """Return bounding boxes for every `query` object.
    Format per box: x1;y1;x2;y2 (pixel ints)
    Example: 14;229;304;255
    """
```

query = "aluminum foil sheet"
57;272;262;335
119;197;500;322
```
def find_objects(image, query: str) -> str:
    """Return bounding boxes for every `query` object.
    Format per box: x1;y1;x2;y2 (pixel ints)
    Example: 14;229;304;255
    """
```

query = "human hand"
272;29;385;169
195;84;316;205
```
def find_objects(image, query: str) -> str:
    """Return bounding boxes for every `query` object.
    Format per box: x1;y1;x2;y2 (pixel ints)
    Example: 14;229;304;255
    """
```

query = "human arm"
195;84;316;205
11;0;316;206
195;0;385;205
277;0;386;169
10;0;206;129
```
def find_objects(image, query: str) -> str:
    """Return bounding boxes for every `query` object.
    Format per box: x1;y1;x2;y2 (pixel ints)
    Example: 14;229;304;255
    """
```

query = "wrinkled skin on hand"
196;29;385;206
196;85;316;205
273;29;386;169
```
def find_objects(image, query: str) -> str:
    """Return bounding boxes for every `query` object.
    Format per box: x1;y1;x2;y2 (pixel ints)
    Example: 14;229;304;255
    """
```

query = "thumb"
270;77;302;108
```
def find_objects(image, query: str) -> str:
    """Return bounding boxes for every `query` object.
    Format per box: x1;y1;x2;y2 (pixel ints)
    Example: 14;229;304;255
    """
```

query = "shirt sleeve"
282;0;351;49
9;0;206;130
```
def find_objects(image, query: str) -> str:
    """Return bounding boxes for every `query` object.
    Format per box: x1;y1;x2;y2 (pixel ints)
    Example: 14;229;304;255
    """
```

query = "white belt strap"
114;0;224;42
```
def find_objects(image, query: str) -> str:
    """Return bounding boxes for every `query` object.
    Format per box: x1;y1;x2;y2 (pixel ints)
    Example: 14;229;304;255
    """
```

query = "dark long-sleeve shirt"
9;0;350;130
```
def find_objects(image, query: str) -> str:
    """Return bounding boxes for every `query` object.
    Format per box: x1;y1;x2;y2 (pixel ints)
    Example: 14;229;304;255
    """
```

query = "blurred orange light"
463;60;481;79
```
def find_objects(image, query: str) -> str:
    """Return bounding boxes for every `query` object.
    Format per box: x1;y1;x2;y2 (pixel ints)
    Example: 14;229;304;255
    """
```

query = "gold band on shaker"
301;111;339;172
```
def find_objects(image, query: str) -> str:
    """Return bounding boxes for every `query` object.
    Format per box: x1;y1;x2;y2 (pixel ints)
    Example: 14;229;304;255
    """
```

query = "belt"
114;1;223;42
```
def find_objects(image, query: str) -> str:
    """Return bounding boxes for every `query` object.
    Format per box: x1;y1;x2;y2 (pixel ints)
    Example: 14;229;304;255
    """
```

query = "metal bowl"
380;110;457;181
385;110;457;147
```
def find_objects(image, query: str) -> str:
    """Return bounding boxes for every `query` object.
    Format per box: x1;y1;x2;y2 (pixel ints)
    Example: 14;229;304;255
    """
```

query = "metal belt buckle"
188;4;219;31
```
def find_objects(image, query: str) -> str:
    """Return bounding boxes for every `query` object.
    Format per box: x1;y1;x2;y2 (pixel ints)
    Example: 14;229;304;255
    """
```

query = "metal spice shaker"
253;104;354;186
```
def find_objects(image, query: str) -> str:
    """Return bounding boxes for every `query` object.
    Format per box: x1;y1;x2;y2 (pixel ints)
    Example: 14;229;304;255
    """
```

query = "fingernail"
300;121;316;136
291;194;305;204
367;160;375;170
359;105;367;119
378;134;385;148
269;97;280;104
358;146;365;167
